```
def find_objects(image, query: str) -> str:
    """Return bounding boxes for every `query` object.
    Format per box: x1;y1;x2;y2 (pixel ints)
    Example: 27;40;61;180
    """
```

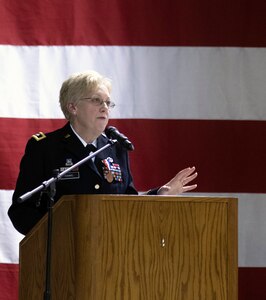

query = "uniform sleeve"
8;138;48;235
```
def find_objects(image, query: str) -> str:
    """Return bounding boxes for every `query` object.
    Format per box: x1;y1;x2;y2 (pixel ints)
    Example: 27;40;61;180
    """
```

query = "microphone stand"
18;139;117;300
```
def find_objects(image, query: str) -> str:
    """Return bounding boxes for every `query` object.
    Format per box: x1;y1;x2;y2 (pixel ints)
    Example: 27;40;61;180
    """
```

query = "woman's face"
69;84;111;140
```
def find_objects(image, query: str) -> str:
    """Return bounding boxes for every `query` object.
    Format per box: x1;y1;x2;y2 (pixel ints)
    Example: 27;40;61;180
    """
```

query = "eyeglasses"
79;97;115;109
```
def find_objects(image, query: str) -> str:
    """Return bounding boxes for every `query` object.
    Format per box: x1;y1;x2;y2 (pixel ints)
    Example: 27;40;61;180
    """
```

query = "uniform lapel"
60;123;86;160
60;123;102;178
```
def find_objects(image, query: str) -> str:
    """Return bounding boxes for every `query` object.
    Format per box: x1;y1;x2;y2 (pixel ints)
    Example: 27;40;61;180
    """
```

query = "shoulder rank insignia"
32;131;46;141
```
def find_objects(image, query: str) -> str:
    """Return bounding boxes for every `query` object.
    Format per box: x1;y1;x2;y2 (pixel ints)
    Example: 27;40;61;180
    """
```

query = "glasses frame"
79;97;115;109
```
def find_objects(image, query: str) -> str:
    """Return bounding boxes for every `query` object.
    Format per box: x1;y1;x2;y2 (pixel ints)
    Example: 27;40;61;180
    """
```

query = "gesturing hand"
157;166;198;195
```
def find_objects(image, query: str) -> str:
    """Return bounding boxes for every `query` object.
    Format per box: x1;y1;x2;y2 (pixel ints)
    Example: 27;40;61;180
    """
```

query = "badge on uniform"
102;157;122;183
57;158;80;180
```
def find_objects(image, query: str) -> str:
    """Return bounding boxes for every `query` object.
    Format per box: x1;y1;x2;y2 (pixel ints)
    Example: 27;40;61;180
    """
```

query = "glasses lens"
80;97;115;109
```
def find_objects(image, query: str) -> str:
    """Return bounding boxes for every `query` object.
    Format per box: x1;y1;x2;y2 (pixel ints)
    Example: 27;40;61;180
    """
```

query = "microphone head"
105;126;118;136
105;126;134;151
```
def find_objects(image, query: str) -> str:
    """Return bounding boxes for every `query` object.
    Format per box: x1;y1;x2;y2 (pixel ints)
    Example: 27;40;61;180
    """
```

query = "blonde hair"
59;70;112;120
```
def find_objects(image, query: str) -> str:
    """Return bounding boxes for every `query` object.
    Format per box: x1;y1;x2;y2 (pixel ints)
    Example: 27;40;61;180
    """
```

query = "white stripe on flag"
1;45;266;120
0;191;23;263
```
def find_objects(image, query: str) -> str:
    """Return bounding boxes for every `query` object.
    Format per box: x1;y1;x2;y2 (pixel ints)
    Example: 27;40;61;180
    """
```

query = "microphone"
105;126;134;151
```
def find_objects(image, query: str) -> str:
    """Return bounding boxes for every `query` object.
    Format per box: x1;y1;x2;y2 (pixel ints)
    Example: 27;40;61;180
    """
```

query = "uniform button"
94;184;100;190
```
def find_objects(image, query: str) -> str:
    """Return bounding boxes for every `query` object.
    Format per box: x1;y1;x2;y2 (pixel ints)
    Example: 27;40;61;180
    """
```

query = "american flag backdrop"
0;0;266;299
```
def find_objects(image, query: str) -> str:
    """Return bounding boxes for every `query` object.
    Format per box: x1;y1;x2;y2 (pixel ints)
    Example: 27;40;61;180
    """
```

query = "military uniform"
8;122;139;235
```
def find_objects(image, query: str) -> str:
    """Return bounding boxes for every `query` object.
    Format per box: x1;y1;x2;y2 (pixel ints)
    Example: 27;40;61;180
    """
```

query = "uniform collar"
69;123;97;148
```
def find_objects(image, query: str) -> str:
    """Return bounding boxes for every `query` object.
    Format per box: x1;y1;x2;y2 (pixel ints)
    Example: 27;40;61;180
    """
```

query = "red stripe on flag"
0;0;265;46
239;267;266;300
113;119;266;193
0;264;18;300
0;118;265;193
0;118;66;190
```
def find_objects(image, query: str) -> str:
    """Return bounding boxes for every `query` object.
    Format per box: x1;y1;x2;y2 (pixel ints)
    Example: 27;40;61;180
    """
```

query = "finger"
182;172;198;185
177;166;196;181
183;184;197;192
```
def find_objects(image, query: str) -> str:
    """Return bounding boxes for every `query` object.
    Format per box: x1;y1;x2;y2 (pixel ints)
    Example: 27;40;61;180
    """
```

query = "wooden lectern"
19;195;238;299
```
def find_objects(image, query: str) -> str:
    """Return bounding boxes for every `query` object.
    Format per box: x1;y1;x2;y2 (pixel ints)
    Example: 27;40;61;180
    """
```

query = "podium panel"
19;195;237;299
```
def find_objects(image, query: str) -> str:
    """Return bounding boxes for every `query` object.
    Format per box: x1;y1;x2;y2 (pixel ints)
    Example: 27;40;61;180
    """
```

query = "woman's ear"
67;103;77;115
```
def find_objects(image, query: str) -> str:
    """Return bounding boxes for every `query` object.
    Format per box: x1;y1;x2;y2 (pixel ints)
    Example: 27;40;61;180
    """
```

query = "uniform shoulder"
29;124;68;145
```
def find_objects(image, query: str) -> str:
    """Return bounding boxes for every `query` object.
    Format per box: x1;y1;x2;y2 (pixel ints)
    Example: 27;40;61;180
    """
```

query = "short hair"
59;70;112;120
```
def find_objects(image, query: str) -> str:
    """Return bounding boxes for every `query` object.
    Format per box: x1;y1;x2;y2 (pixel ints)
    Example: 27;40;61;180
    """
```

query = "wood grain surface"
19;195;237;300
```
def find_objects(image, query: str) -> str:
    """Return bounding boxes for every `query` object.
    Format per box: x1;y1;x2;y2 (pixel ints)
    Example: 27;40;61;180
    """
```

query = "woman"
8;70;197;235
